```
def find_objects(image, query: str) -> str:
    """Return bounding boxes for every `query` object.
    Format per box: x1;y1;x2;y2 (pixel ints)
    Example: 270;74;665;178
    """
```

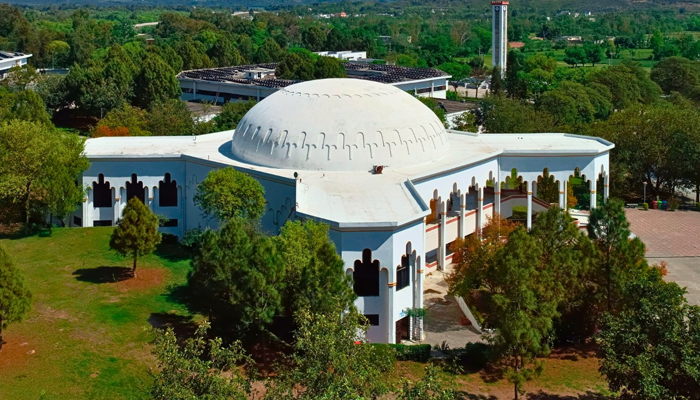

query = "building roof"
232;79;450;171
177;62;449;88
84;80;613;228
437;99;475;115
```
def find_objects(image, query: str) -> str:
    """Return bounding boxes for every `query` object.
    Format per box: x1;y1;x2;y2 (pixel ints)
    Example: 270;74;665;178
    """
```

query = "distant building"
0;51;31;79
315;50;367;61
492;1;509;72
177;62;451;104
509;41;526;49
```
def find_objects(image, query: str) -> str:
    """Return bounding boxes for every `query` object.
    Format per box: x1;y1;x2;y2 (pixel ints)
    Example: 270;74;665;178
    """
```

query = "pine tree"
587;199;647;313
490;66;504;96
0;246;32;352
109;197;162;276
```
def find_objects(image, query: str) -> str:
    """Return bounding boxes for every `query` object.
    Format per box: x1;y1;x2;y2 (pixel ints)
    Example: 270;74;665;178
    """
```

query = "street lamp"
643;182;647;205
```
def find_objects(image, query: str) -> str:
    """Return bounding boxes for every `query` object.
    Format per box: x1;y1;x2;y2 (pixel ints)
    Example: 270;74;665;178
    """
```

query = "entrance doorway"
395;316;410;343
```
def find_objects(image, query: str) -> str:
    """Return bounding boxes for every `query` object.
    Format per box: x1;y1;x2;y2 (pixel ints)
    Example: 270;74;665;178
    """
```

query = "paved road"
421;270;482;348
648;257;700;305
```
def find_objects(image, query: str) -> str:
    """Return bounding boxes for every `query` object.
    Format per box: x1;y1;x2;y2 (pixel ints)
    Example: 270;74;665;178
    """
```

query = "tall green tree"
0;245;32;352
0;121;88;226
146;99;194;136
265;305;394;400
313;56;347;79
598;268;700;400
133;53;181;109
189;218;285;334
214;100;257;130
0;90;52;126
193;167;265;223
152;322;252;400
44;134;89;228
109;197;162;276
276;220;355;318
488;227;556;400
651;56;700;100
587;199;647;313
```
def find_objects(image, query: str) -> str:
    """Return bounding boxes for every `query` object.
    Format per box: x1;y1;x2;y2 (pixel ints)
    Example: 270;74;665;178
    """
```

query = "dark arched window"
159;173;177;207
397;253;410;291
93;174;111;208
126;174;145;203
354;249;380;297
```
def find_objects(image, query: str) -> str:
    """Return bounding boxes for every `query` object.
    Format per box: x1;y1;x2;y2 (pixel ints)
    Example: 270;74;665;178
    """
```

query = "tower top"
491;1;509;5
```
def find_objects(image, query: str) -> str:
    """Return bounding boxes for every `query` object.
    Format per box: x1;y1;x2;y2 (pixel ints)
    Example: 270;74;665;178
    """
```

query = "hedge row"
371;343;431;362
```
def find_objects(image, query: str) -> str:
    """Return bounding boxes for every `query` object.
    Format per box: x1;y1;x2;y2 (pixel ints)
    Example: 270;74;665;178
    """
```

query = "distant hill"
5;0;700;12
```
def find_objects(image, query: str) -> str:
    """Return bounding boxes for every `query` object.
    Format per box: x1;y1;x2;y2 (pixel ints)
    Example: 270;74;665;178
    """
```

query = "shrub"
643;202;649;210
669;197;679;211
459;342;491;371
371;343;431;362
696;202;700;212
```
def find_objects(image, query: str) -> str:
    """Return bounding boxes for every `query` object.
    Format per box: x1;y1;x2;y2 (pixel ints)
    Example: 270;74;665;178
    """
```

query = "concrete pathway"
421;270;482;349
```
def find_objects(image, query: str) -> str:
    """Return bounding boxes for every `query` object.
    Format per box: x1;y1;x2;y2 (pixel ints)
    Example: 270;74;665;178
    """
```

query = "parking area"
626;208;700;305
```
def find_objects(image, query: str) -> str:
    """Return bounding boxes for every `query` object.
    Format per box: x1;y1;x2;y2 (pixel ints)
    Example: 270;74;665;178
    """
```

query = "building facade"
75;79;613;344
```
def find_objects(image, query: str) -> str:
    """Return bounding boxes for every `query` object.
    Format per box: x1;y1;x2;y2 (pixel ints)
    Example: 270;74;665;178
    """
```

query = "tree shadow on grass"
526;391;613;400
148;312;198;340
458;393;498;400
73;266;133;283
153;234;191;263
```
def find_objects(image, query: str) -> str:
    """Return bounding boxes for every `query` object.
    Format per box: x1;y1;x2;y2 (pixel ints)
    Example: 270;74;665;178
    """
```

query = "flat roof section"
177;62;449;88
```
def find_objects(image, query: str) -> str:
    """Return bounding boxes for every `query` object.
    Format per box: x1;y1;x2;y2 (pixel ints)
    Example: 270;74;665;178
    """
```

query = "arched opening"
93;174;111;208
353;249;380;297
537;168;559;204
397;247;411;291
126;174;145;203
159;173;178;207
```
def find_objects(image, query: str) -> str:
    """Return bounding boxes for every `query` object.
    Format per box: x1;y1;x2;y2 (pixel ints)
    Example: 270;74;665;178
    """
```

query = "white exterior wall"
77;158;297;238
333;221;424;343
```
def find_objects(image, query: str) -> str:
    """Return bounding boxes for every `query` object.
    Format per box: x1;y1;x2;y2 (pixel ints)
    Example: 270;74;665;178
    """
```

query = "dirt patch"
0;335;38;371
116;268;169;292
72;266;168;291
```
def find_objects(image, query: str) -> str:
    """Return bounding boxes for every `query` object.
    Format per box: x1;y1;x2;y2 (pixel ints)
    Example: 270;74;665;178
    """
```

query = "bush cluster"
371;343;431;362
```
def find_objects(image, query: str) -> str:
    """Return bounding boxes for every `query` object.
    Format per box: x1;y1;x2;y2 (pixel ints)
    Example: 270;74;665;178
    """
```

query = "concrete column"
559;180;566;209
458;193;466;239
494;189;501;215
416;257;424;340
532;180;538;198
527;182;533;231
146;187;153;210
604;175;609;204
82;186;92;227
477;187;484;236
590;180;597;210
438;201;447;271
386;271;396;343
111;187;120;225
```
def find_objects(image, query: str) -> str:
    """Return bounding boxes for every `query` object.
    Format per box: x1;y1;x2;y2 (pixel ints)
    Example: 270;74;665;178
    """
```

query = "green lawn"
0;227;195;400
478;47;656;70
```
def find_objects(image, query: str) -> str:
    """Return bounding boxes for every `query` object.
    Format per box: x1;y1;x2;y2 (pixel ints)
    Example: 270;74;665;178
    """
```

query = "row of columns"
82;185;183;228
433;175;609;270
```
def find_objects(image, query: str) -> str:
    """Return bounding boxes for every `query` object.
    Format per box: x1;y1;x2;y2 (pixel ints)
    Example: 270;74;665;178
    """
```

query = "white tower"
491;1;509;72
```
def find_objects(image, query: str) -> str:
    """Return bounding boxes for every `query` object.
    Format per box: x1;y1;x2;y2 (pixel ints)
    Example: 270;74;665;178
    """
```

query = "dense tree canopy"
193;167;266;223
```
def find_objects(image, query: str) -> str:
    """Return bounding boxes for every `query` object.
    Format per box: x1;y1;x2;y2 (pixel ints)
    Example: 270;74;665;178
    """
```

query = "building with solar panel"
177;61;451;104
74;78;613;344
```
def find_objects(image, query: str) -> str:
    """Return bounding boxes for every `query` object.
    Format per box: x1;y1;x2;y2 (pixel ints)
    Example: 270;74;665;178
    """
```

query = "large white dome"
230;78;450;171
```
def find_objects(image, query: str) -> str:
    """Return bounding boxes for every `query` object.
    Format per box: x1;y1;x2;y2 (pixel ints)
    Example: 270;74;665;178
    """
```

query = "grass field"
0;227;610;399
480;48;657;70
0;227;195;400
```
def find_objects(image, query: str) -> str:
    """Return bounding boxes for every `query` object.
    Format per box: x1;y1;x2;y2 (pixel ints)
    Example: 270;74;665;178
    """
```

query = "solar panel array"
177;62;448;88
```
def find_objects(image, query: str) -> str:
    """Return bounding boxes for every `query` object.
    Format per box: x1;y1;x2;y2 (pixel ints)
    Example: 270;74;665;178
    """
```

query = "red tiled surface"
626;208;700;257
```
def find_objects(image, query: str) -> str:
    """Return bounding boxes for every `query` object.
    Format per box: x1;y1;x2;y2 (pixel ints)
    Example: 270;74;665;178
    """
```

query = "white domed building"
76;79;613;343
